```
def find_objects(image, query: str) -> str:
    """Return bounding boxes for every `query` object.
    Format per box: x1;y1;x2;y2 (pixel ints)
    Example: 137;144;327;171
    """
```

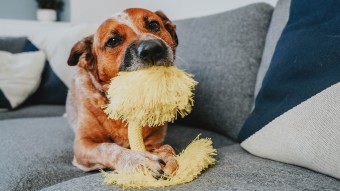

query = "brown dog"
66;8;179;178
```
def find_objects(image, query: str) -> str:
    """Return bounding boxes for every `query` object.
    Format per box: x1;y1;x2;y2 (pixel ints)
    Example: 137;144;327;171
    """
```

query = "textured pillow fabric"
0;51;45;109
253;0;291;98
174;3;273;140
0;37;29;111
0;37;69;106
21;40;68;105
239;0;340;179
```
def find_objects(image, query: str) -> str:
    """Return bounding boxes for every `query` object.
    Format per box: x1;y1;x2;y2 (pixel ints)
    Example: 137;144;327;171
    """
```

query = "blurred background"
0;0;279;111
0;0;277;23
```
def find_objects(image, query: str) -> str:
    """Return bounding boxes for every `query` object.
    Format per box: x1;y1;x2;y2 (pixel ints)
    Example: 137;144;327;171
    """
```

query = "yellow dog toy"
103;66;216;189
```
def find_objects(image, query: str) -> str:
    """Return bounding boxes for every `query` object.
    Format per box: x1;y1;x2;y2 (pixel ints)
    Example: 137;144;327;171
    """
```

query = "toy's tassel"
101;135;217;189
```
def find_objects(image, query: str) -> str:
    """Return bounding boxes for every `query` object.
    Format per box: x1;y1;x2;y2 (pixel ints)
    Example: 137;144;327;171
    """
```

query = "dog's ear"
155;11;178;46
67;35;95;70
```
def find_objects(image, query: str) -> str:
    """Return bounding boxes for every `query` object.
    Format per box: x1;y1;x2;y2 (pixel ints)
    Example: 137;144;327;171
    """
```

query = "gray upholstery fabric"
164;125;235;152
254;0;291;98
0;117;232;191
174;3;273;141
42;144;340;191
0;36;27;53
0;105;65;120
0;117;84;191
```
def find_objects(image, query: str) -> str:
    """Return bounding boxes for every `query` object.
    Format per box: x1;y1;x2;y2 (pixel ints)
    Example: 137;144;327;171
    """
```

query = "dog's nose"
137;40;166;64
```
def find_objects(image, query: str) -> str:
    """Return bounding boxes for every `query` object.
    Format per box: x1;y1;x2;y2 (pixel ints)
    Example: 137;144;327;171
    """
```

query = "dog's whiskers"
175;55;189;65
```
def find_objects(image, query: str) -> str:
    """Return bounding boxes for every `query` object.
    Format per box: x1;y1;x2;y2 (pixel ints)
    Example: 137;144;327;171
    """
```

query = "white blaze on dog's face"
92;8;178;82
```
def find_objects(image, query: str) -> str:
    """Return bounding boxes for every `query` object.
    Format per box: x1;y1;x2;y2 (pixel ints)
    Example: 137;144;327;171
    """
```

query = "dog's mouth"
120;39;174;71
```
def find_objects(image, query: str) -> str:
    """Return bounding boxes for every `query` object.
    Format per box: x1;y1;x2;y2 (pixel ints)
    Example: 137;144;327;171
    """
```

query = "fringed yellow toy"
103;66;217;189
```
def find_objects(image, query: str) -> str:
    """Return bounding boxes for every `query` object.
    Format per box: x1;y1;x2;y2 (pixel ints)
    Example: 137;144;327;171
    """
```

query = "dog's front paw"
117;150;166;179
150;144;178;176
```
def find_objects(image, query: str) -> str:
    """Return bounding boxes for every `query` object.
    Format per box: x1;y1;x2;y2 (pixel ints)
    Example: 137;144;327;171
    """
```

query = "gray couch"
1;1;340;190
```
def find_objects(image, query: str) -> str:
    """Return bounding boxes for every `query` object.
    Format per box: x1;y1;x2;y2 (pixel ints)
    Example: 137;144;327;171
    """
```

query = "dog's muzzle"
121;39;172;71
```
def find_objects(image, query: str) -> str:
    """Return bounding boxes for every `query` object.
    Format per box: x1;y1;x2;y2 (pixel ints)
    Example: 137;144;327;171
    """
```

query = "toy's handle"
128;122;146;151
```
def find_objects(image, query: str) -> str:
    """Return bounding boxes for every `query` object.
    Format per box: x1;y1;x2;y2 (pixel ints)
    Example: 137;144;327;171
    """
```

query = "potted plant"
36;0;64;22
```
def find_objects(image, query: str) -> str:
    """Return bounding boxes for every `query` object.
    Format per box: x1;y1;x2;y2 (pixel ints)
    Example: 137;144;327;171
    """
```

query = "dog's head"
68;8;178;84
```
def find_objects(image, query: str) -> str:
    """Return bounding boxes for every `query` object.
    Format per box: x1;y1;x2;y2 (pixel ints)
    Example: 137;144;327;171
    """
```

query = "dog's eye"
105;37;122;48
147;21;160;32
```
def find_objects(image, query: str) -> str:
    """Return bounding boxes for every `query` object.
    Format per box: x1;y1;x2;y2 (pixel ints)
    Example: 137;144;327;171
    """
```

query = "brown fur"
66;8;178;177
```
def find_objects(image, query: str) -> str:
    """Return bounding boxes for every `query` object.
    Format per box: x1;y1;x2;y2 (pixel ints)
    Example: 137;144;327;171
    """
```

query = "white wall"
71;0;278;23
0;0;71;21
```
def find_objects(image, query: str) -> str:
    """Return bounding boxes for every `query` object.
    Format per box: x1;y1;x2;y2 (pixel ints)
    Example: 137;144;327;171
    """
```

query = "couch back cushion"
174;3;273;140
0;37;27;53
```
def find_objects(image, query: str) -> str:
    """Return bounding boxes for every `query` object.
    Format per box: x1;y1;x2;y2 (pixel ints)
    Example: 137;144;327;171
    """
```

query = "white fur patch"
72;157;104;171
111;12;141;35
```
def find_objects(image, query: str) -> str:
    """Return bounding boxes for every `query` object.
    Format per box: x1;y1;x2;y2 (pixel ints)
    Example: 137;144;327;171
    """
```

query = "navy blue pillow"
21;39;68;106
0;91;11;108
239;0;340;141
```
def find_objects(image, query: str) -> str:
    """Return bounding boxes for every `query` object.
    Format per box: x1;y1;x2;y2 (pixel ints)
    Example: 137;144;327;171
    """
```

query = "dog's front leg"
73;138;166;178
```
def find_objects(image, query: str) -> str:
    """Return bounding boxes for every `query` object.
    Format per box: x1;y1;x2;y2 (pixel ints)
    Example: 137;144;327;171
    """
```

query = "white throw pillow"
0;51;45;108
28;24;98;88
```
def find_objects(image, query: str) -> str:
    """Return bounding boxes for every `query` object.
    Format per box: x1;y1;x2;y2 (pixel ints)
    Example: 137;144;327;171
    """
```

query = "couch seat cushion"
0;105;65;120
42;145;340;191
0;117;232;191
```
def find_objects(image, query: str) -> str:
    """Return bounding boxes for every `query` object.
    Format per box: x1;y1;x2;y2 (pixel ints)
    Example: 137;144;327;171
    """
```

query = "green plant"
36;0;64;11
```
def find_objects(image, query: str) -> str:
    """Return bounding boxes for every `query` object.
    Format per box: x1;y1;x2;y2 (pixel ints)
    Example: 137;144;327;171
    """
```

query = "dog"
66;8;179;178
